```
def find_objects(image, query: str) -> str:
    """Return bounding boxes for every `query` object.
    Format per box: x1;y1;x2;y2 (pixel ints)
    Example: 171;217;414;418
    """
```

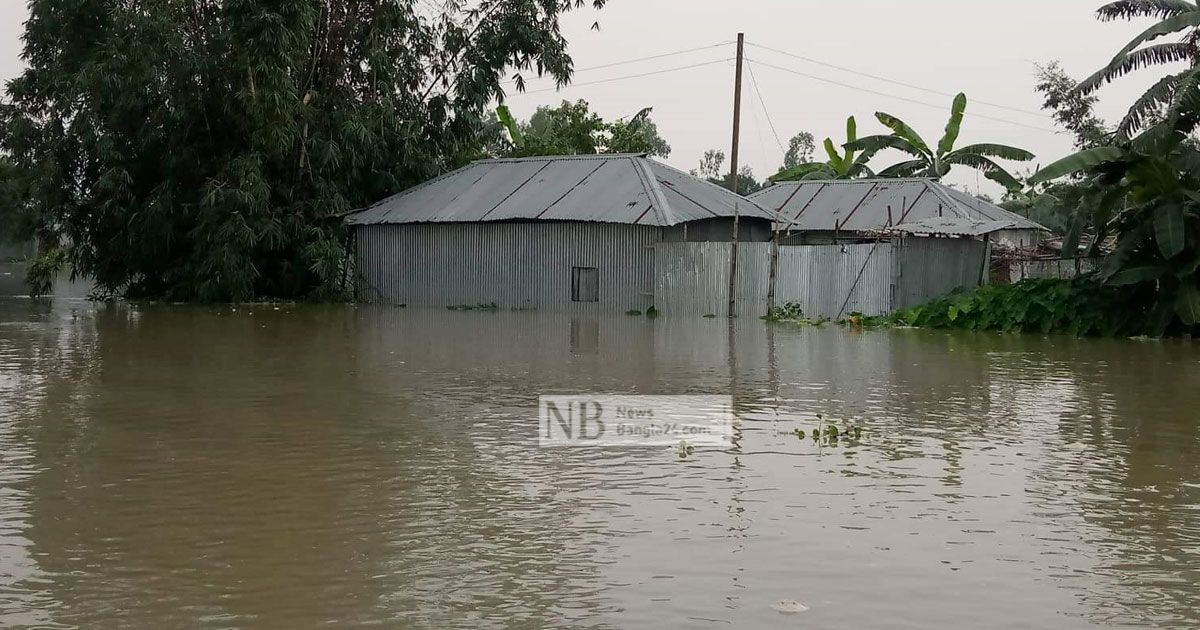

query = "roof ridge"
477;153;648;164
630;156;675;226
921;180;972;220
647;158;774;215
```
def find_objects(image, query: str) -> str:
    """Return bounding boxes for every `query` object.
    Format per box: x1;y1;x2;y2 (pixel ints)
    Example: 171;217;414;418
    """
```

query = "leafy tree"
771;117;875;181
723;166;766;195
1001;64;1112;241
1076;0;1200;140
692;149;726;181
495;100;670;158
846;93;1035;190
1036;61;1111;148
783;132;816;169
690;150;763;194
608;110;671;156
1030;129;1200;331
0;159;36;247
0;0;606;301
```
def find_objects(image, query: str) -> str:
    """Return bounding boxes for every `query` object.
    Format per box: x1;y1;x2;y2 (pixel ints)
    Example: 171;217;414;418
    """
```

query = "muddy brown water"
0;298;1198;629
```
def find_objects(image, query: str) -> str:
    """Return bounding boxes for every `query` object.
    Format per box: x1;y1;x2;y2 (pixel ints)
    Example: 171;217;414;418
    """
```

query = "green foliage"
1;0;605;302
899;278;1162;336
447;303;499;311
625;309;643;316
764;302;805;321
0;159;38;247
845;94;1034;190
26;247;69;297
1035;61;1111;149
499;100;670;158
690;149;765;194
1029;131;1200;329
804;413;863;448
1078;2;1200;139
771;117;874;182
1006;59;1118;243
783;131;816;169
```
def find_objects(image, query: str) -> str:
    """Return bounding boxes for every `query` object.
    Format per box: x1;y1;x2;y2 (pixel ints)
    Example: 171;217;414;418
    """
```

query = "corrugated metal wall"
1008;257;1099;282
356;224;988;317
776;242;896;319
355;223;659;312
655;238;983;318
653;243;770;317
655;242;897;318
893;237;987;310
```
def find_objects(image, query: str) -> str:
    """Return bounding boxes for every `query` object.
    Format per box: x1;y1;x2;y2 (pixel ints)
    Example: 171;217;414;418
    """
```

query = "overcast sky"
0;1;1176;197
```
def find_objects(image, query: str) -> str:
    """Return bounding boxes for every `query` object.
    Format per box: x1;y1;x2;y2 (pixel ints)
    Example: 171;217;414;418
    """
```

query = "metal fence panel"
1009;257;1099;282
774;242;896;319
655;242;896;319
893;237;987;310
652;243;772;318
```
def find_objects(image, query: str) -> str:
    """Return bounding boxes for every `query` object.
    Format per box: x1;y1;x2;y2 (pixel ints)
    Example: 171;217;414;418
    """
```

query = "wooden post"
978;233;992;285
728;204;740;317
767;218;780;316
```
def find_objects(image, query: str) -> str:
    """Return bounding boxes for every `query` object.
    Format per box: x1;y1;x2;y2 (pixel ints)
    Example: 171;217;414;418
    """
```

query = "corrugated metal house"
750;178;1046;248
347;154;774;311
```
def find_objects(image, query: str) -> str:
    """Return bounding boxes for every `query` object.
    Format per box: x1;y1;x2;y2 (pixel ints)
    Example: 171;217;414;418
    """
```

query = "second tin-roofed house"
347;153;774;311
750;178;1046;248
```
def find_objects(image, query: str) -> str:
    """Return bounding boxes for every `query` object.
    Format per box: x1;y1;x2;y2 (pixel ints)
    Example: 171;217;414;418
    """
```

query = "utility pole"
727;33;745;318
729;33;745;194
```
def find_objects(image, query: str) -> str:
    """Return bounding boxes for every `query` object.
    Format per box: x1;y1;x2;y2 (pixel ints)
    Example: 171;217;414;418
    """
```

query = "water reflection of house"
346;154;774;312
750;178;1045;249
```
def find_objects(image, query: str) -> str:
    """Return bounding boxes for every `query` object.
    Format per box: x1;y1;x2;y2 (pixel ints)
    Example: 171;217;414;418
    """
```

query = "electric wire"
502;42;733;87
745;59;786;153
517;58;735;95
746;57;1063;134
745;41;1050;119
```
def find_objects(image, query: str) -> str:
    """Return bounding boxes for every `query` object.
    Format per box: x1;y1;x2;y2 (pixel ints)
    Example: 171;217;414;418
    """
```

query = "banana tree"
770;117;875;182
496;104;525;150
846;93;1035;190
1077;0;1200;140
1029;131;1200;329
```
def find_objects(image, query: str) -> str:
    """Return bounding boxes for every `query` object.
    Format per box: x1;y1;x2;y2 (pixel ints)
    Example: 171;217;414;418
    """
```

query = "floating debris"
771;600;810;615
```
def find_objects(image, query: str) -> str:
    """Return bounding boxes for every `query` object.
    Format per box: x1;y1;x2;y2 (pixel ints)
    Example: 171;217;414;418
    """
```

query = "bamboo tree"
1;0;606;301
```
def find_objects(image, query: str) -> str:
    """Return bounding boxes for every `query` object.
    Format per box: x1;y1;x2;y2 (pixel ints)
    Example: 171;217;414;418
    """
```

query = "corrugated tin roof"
886;217;1021;238
747;178;1046;233
346;154;774;227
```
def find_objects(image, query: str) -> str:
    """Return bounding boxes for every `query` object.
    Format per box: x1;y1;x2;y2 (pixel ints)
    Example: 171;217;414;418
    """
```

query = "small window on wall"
571;267;599;303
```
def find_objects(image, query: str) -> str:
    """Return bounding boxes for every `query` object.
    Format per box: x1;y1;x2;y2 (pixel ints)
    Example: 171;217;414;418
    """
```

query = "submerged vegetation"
447;303;499;312
897;279;1157;337
789;414;864;448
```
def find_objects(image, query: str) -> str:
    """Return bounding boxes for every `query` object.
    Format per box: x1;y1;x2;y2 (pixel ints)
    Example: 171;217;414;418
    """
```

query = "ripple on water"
0;302;1197;628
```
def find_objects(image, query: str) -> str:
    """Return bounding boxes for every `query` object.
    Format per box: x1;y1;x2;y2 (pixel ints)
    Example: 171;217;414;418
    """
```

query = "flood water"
0;298;1198;629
